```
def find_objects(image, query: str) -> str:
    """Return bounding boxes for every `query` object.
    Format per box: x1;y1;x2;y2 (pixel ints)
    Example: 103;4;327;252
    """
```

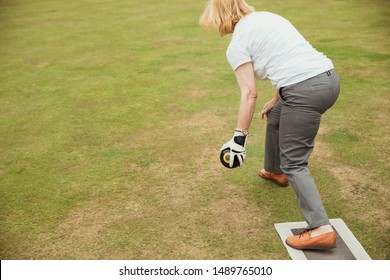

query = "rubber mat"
274;218;371;260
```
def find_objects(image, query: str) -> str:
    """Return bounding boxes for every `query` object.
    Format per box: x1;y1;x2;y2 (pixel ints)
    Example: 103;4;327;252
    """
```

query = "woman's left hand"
261;98;277;120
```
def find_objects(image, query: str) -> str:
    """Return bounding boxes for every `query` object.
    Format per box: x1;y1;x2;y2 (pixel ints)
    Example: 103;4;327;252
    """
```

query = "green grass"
1;0;389;259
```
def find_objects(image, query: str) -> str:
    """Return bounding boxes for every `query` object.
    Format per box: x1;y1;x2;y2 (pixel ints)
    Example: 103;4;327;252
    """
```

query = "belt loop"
326;70;331;76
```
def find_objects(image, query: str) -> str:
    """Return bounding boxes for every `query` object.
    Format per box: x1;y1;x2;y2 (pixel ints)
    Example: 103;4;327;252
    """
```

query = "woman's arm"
234;62;257;132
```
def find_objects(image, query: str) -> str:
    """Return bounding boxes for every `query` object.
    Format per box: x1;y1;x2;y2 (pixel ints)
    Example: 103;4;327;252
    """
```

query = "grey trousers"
265;69;340;229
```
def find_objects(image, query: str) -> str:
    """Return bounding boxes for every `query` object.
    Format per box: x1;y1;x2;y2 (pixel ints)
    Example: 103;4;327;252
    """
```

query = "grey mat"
274;218;371;260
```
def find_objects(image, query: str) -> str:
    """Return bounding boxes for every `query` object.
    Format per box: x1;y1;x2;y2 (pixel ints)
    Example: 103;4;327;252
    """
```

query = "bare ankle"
311;225;334;237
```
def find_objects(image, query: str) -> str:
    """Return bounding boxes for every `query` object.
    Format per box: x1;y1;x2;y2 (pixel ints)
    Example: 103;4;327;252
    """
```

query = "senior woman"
200;0;340;250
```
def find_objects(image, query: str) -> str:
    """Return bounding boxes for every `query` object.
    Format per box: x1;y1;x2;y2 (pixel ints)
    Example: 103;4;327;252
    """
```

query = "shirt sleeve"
226;40;252;71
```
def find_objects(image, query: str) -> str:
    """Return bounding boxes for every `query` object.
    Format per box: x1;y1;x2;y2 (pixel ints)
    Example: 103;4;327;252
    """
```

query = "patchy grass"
0;0;389;259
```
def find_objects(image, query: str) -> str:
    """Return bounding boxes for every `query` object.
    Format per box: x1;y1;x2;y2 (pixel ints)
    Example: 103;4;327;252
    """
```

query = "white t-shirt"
226;12;334;88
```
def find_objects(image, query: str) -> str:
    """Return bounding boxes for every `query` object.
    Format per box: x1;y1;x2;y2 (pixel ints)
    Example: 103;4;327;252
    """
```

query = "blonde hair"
199;0;255;36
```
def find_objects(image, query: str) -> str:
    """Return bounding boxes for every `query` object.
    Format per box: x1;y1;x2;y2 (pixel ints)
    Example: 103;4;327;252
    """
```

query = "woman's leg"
261;101;289;187
264;101;283;174
279;104;330;228
278;70;340;229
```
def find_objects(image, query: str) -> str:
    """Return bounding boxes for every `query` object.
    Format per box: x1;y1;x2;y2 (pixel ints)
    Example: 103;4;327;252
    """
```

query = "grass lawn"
0;0;389;259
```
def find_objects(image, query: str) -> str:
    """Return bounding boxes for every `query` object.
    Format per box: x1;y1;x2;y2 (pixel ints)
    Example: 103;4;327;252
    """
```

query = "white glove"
220;130;248;168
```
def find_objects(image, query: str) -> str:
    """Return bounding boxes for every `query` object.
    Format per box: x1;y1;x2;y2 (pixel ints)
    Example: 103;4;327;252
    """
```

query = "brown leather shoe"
259;169;289;187
286;229;336;250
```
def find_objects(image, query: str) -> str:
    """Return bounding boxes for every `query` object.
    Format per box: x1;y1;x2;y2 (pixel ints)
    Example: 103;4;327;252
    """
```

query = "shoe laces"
298;229;312;239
